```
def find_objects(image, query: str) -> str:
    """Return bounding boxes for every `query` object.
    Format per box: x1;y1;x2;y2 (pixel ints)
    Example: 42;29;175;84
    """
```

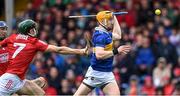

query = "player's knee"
38;77;47;88
32;77;47;88
25;80;45;95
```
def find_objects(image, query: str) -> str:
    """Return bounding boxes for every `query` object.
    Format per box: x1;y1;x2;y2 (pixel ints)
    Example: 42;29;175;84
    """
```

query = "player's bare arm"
95;47;114;60
45;35;91;55
95;45;131;60
45;45;89;55
112;15;122;40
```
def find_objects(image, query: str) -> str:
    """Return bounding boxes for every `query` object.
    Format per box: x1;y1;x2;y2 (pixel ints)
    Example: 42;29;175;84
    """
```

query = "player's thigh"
16;80;45;95
74;83;93;96
31;77;47;88
102;81;120;95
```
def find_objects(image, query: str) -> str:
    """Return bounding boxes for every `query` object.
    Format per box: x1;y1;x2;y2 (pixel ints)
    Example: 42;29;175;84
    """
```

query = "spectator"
141;76;156;95
169;28;180;56
157;35;178;64
135;36;155;76
153;57;171;88
126;75;141;95
59;79;73;95
46;67;61;90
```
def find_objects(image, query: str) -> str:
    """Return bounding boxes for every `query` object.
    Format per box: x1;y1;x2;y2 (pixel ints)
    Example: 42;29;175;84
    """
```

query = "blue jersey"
90;27;113;72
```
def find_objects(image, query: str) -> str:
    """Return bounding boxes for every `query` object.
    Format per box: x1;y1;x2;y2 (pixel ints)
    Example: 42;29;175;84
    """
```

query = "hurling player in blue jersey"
74;11;131;96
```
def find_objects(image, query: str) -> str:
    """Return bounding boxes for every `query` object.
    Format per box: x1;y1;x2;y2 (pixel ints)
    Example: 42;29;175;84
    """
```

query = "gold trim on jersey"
93;42;113;53
104;42;113;51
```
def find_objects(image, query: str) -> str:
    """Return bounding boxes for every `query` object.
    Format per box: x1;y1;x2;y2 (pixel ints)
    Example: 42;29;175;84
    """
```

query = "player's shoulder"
94;30;106;38
28;36;38;41
93;32;110;41
93;31;105;40
28;37;40;44
94;27;110;36
37;39;47;45
94;29;105;35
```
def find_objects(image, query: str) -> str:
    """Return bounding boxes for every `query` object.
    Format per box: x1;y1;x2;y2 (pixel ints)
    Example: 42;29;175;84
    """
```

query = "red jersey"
0;34;48;79
0;47;9;76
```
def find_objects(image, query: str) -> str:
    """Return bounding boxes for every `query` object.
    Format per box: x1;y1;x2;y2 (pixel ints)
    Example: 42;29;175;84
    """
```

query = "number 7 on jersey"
12;43;26;58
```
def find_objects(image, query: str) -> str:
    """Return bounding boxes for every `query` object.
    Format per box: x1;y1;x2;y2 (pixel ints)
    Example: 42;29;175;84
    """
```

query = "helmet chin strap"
28;28;37;37
99;19;112;31
101;24;111;31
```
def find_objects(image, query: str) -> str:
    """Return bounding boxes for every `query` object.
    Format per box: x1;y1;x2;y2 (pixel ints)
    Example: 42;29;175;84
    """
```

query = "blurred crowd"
10;0;180;95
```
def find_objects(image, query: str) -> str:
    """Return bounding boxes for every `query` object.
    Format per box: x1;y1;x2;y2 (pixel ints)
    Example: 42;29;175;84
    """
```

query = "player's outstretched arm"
45;45;88;55
95;45;131;60
112;16;121;40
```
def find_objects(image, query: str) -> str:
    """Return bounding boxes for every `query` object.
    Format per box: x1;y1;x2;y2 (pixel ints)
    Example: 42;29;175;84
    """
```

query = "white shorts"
83;67;116;88
0;73;25;95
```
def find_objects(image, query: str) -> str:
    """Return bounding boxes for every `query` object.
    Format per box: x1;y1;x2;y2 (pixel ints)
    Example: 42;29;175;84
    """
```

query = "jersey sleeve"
94;35;106;47
35;40;48;52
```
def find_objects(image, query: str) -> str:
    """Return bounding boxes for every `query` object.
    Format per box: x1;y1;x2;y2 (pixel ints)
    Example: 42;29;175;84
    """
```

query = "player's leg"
74;82;93;96
101;81;120;95
13;77;46;95
74;67;96;96
16;80;45;95
31;77;47;89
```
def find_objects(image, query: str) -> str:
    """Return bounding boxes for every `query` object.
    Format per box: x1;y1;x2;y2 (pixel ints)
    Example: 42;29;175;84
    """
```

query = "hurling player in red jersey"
0;21;48;95
0;19;89;95
0;21;9;76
